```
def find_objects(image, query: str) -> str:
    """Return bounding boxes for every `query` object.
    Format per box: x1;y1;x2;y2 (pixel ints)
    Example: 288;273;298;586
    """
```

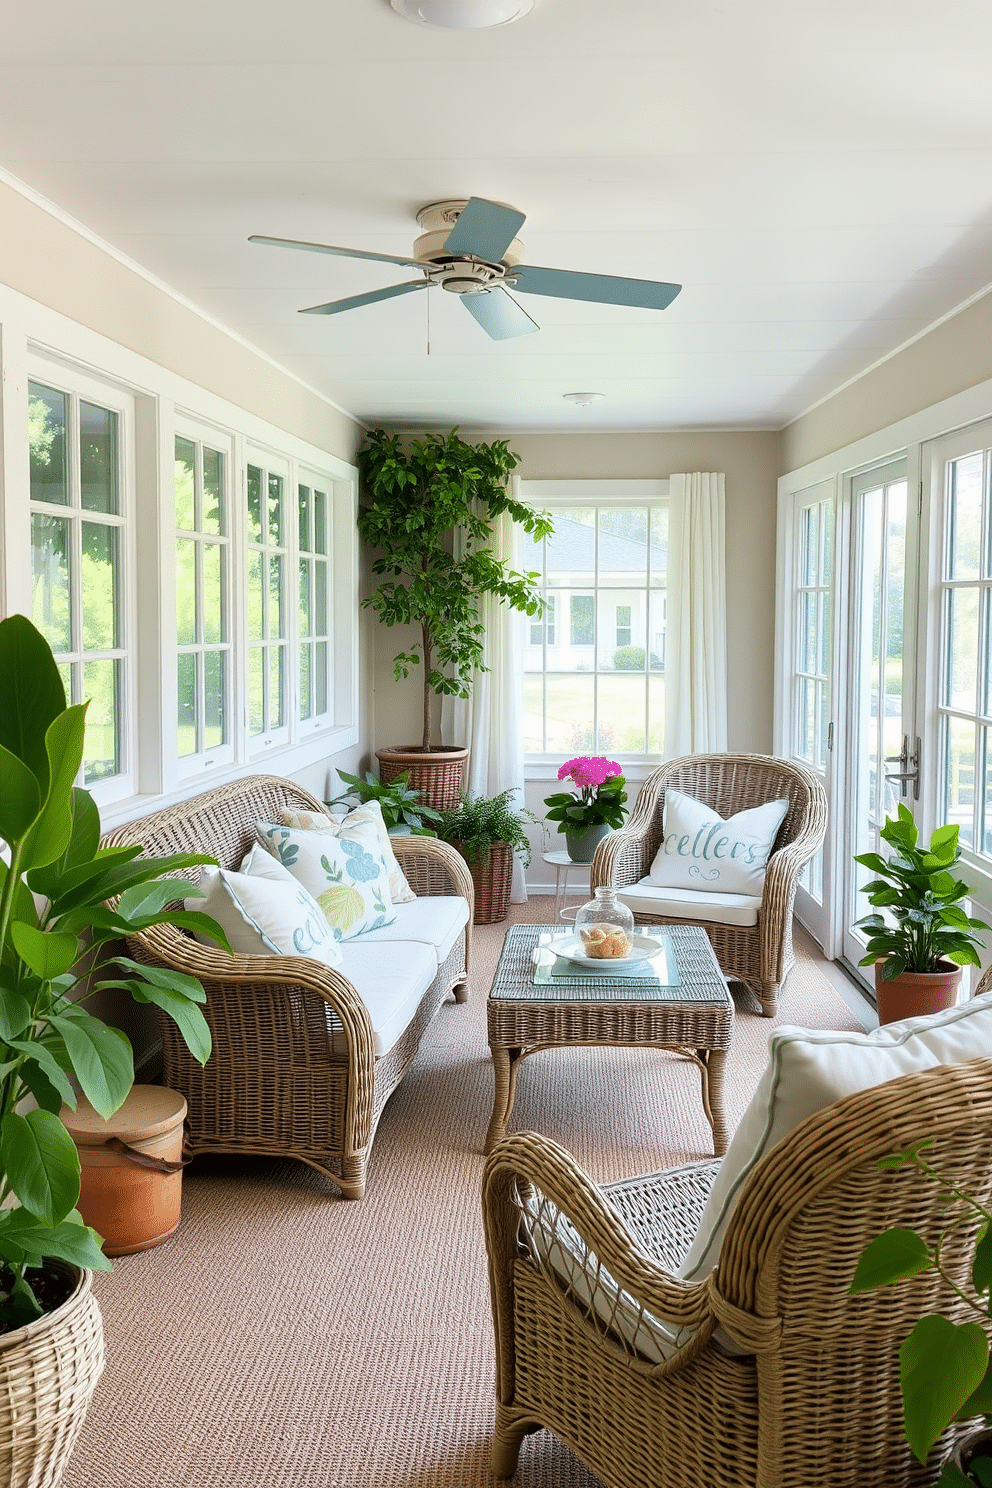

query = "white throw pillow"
648;788;789;897
187;858;343;969
255;820;398;941
276;801;416;905
678;991;992;1285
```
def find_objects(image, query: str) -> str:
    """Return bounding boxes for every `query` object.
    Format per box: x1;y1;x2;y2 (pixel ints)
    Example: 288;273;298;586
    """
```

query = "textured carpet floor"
65;902;863;1488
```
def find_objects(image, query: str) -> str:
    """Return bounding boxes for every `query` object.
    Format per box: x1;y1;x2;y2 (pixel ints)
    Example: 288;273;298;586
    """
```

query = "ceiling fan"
249;196;681;341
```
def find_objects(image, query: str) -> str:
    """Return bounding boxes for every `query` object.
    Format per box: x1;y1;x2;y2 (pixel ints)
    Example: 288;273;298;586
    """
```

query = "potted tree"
855;805;989;1024
357;427;552;810
437;791;537;925
0;615;223;1487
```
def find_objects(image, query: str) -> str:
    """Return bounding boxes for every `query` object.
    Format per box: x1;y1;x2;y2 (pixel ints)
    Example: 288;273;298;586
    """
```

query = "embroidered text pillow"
186;851;343;969
276;800;416;905
647;788;789;897
255;820;398;941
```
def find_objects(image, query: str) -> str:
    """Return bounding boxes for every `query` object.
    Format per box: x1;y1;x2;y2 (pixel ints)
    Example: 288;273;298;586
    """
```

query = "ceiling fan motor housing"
414;199;525;293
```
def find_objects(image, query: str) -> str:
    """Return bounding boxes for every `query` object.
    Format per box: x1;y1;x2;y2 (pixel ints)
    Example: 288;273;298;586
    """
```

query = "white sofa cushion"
255;820;397;941
188;855;343;969
277;800;417;905
678;990;992;1286
333;940;437;1056
351;896;469;963
647;789;788;897
617;881;762;927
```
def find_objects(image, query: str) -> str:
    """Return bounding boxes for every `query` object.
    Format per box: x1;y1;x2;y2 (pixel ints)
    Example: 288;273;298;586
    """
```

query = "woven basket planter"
455;841;514;925
0;1265;104;1488
375;746;468;813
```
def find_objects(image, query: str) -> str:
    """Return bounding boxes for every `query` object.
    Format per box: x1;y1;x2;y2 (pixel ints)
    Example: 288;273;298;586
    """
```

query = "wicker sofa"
102;773;474;1198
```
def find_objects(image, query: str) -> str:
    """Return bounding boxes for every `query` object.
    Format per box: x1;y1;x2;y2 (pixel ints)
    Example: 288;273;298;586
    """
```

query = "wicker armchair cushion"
351;895;470;962
519;1185;698;1365
616;882;762;927
187;856;343;968
277;800;416;905
678;989;992;1285
647;789;789;896
256;820;398;939
333;940;437;1056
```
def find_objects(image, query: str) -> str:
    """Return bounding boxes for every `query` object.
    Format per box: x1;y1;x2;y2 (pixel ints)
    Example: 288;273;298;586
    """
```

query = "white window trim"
519;478;669;768
0;283;361;833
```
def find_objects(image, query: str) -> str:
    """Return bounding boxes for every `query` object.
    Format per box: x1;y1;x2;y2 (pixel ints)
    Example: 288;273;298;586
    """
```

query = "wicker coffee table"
485;923;734;1155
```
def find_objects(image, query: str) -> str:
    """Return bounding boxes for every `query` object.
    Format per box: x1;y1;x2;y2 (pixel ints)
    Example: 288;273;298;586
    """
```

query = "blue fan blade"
300;280;428;315
250;234;423;270
461;286;539;340
442;198;526;263
510;264;681;311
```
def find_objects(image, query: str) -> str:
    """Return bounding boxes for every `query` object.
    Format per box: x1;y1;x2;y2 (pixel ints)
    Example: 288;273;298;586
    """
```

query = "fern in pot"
437;791;537;925
0;615;225;1485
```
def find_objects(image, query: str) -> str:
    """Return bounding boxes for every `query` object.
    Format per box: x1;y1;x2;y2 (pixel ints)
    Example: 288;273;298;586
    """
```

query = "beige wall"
779;292;992;474
369;428;781;761
0;177;365;462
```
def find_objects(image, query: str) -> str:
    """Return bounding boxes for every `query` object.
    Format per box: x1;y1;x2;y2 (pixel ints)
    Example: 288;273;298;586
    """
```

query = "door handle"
884;735;921;801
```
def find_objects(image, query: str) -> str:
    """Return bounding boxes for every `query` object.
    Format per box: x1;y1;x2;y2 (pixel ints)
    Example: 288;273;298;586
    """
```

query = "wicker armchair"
591;753;827;1016
483;1057;992;1488
101;774;474;1199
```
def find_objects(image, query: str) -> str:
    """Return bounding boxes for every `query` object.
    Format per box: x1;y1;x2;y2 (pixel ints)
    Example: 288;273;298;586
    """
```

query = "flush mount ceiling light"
389;0;534;27
563;392;605;407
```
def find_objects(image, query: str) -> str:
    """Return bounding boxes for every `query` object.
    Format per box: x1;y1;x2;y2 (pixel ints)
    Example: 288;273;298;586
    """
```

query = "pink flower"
558;756;623;791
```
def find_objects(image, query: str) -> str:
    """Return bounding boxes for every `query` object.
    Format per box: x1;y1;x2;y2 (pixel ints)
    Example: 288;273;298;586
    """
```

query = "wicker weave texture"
100;774;473;1199
375;748;467;811
483;1057;992;1488
459;843;513;925
592;753;827;1017
0;1267;104;1488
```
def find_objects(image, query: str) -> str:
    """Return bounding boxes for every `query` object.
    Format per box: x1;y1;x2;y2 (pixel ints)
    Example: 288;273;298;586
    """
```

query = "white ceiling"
2;0;992;432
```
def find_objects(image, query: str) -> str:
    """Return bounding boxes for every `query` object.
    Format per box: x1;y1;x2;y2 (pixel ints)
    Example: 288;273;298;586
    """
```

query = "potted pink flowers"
544;756;628;863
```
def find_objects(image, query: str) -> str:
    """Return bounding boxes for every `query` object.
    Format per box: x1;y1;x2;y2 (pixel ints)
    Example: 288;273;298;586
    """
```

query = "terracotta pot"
0;1263;103;1488
60;1086;187;1257
874;958;963;1025
375;745;468;813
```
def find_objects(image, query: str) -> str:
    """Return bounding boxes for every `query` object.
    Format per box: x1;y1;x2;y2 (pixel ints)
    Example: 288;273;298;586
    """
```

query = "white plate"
547;932;666;968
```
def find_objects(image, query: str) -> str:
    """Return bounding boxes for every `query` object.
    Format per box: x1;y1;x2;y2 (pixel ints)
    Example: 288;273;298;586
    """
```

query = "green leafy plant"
851;1141;992;1483
855;806;989;980
612;645;646;670
330;769;442;837
357;428;554;752
437;791;537;870
0;615;228;1327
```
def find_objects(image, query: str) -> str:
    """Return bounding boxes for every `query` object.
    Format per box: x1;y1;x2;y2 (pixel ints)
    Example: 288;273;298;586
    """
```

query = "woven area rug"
64;901;863;1488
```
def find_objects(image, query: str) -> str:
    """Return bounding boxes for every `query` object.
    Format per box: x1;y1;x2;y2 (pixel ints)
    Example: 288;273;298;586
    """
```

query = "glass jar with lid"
573;886;635;960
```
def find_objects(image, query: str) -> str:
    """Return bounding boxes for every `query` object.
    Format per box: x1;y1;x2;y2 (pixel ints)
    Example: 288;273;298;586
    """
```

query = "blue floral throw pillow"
255;820;398;941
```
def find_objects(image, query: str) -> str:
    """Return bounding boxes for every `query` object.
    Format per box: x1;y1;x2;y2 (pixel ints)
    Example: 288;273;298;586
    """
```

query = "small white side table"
543;850;591;922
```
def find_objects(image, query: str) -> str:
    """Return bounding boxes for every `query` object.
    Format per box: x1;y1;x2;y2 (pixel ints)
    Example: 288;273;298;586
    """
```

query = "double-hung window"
522;482;669;758
28;369;133;796
246;453;290;746
174;430;233;768
297;477;332;728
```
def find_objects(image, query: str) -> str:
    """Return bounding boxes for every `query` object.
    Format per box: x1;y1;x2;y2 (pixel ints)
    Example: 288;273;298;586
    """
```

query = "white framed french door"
839;458;922;976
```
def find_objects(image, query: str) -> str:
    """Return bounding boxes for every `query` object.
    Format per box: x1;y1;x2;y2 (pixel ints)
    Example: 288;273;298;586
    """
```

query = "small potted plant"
330;769;442;837
855;805;989;1023
437;791;537;924
543;756;629;863
0;615;225;1484
852;1139;992;1484
357;427;553;809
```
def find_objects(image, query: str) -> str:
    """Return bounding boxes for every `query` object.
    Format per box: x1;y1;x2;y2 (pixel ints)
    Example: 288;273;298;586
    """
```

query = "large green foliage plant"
0;616;226;1326
855;806;988;980
357;428;553;752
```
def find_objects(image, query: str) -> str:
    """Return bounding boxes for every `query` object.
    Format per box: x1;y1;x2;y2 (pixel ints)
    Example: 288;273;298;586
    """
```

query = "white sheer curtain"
664;472;728;757
440;482;529;901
